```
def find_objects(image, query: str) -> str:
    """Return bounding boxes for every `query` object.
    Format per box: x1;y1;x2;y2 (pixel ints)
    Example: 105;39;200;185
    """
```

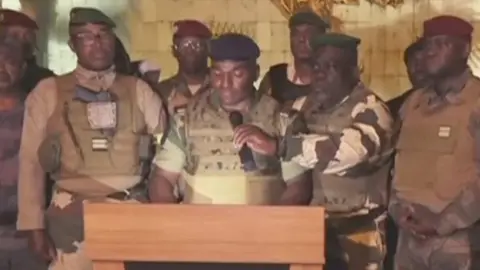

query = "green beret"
69;7;116;28
289;11;330;29
310;33;360;51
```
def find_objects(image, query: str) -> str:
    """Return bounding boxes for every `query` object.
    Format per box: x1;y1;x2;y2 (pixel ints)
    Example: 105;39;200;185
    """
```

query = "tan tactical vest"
290;86;392;213
177;93;285;205
43;73;147;183
394;78;480;214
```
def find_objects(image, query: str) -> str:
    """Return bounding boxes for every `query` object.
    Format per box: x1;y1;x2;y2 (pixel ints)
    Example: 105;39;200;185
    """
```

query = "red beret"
423;15;472;41
0;9;38;30
173;20;212;39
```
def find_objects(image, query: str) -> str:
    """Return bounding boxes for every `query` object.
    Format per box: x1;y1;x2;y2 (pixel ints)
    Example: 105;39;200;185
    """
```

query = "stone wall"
3;0;480;100
126;0;480;100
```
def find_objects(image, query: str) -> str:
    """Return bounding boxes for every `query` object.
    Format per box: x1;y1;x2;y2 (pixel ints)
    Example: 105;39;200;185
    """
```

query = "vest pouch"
183;171;283;205
246;174;285;204
38;135;62;174
395;124;458;200
314;171;368;212
109;132;141;175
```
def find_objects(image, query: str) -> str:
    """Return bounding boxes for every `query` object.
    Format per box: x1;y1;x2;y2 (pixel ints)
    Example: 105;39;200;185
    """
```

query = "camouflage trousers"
46;188;142;270
325;212;386;270
0;247;47;270
394;225;480;270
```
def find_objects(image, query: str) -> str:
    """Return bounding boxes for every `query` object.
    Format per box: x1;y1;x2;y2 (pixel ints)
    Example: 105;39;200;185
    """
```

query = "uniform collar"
172;72;210;97
416;69;474;110
73;64;116;91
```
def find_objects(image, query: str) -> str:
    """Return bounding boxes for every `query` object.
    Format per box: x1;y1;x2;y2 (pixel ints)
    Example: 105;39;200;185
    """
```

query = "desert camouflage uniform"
16;65;165;270
390;70;480;270
156;73;210;115
282;82;394;270
148;90;306;270
155;90;307;204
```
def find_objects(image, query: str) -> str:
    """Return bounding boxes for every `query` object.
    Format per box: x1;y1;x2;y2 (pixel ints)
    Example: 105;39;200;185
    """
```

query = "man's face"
1;26;35;56
311;46;353;100
69;23;115;71
406;50;429;88
0;45;25;91
290;24;324;60
173;36;208;73
423;35;467;78
210;60;256;106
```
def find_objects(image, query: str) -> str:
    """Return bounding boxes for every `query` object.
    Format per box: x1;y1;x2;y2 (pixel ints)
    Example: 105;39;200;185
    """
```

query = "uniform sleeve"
285;94;393;175
152;117;187;174
434;107;480;235
280;160;309;183
17;78;57;230
135;79;166;138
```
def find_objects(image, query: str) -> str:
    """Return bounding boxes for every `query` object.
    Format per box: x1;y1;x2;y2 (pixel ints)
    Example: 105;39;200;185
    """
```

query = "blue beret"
209;33;260;61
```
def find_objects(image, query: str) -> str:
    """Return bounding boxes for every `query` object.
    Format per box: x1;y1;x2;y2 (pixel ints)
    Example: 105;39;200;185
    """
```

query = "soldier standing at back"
387;40;430;120
257;10;329;104
280;33;394;270
16;7;165;270
0;9;55;94
0;37;46;270
391;15;480;270
383;38;430;270
157;20;212;114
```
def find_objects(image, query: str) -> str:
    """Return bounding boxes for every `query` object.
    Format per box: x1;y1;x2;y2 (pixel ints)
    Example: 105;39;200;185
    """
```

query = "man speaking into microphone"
148;33;312;206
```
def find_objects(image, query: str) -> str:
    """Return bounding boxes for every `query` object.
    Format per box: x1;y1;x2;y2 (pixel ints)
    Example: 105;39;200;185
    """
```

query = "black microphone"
229;111;257;172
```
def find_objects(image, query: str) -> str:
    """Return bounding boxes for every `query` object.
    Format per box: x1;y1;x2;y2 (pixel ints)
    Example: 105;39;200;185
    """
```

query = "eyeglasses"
73;31;113;45
174;39;207;52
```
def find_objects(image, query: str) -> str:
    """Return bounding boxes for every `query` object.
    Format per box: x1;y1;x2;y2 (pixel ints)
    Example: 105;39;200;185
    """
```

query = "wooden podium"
84;203;325;270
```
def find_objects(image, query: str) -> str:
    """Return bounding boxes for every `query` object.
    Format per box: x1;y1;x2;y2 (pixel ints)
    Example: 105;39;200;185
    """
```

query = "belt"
327;208;386;235
106;182;146;201
57;182;146;201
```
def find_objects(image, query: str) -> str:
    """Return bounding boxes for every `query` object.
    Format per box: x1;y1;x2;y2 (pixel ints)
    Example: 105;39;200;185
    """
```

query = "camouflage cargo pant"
46;188;143;270
0;248;47;270
394;225;480;270
325;212;386;270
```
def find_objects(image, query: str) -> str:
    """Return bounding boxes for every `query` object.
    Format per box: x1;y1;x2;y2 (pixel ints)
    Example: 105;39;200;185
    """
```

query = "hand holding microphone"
229;111;278;160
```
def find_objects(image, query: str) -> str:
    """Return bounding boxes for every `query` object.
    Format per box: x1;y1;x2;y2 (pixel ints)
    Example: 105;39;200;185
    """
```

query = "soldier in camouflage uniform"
383;38;430;270
390;15;480;270
0;37;46;270
148;32;310;270
257;10;329;104
150;32;311;206
280;33;394;270
157;20;212;114
16;7;165;270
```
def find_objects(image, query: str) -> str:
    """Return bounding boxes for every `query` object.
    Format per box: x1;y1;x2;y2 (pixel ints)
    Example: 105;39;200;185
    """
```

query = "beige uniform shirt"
17;65;166;230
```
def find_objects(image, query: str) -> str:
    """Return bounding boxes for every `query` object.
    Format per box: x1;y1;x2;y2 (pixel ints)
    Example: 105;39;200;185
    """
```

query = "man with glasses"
16;7;166;270
157;20;212;114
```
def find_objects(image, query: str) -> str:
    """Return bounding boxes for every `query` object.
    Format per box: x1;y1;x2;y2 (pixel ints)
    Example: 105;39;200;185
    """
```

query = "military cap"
423;15;472;41
310;32;360;51
289;11;330;30
173;20;212;39
0;9;38;30
69;7;116;28
209;33;260;61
